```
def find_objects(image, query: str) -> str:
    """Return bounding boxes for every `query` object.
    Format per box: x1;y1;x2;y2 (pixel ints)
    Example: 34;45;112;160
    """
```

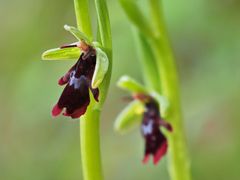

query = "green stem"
154;41;191;180
119;0;153;37
74;0;103;180
149;0;164;38
94;0;112;105
149;1;192;180
74;0;93;40
134;31;161;92
94;0;112;49
80;108;103;180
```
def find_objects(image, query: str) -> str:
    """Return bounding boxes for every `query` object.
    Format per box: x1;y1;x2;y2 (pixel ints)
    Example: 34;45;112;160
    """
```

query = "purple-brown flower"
52;43;99;119
135;95;172;165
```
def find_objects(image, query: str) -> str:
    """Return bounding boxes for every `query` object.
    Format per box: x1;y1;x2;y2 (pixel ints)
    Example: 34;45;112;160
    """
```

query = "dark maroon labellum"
141;100;172;165
52;47;99;119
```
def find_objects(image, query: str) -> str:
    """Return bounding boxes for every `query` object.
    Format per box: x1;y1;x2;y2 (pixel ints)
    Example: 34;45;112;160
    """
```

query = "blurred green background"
0;0;239;179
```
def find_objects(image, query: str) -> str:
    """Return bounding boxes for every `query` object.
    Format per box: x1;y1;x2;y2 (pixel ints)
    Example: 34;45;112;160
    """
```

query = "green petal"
150;91;170;118
91;47;109;89
114;100;145;134
117;75;147;94
42;47;81;60
64;25;91;44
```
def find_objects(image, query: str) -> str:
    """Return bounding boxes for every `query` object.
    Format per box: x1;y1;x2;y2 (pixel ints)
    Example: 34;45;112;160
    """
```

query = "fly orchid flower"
42;25;109;119
52;42;99;118
135;94;172;164
115;76;172;165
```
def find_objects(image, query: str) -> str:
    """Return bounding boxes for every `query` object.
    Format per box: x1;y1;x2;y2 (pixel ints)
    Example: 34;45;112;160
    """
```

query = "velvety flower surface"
141;100;172;165
52;46;99;119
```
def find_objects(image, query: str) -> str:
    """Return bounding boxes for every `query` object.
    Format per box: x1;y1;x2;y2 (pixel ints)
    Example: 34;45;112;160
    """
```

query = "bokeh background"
0;0;240;179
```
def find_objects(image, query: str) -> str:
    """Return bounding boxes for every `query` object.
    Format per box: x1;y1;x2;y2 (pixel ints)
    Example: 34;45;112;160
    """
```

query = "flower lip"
52;75;91;118
141;99;172;165
52;45;99;119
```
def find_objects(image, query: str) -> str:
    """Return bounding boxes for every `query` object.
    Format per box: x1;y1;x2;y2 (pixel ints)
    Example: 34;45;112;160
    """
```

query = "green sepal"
64;25;91;44
117;75;148;94
91;47;109;89
42;47;81;60
150;91;170;118
92;41;102;49
114;100;145;134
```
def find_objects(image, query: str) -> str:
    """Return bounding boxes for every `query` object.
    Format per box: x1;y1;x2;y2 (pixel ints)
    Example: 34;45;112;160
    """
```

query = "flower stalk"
118;0;192;179
74;0;112;180
80;108;103;180
94;0;112;105
74;0;104;179
42;0;111;179
148;0;191;179
74;0;93;40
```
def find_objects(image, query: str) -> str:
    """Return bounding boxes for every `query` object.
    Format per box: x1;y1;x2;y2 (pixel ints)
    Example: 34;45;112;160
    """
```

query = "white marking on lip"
142;120;153;135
